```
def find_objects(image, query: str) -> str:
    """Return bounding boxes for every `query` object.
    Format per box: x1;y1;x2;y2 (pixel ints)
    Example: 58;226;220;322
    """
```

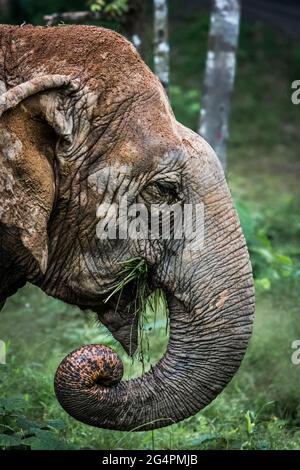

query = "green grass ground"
1;10;300;450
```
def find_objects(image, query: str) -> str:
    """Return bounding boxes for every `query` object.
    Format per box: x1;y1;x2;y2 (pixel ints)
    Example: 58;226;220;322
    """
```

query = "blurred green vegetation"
88;0;128;17
1;2;300;450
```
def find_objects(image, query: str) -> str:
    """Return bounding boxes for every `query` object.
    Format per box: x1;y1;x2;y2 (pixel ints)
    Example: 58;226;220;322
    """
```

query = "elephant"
0;24;255;431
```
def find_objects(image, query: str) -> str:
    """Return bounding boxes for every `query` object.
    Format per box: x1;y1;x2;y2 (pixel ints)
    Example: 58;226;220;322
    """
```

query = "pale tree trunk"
153;0;169;93
198;0;241;170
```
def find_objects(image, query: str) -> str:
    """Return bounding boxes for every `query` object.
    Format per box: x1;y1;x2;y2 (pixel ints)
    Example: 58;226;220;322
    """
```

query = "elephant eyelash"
142;180;182;205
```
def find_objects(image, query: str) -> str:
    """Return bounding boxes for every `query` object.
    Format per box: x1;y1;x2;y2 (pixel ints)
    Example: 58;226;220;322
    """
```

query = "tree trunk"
198;0;241;170
153;0;169;93
0;0;11;18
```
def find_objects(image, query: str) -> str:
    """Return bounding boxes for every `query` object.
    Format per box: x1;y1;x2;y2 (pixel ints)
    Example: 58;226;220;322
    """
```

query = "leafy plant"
244;409;256;436
88;0;128;18
0;397;73;450
169;85;200;130
235;200;295;290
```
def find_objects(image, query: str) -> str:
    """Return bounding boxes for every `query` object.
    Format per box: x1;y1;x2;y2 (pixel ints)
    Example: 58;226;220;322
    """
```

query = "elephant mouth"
96;277;156;356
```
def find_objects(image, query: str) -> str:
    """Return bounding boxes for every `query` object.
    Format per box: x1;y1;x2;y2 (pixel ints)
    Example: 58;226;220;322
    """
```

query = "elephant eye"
142;180;181;205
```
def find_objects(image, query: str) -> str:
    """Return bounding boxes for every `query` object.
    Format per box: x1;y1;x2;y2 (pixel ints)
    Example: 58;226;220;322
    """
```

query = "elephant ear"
0;75;79;274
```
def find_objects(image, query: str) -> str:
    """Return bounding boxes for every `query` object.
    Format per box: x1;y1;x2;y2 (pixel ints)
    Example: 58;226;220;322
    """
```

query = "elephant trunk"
54;230;254;431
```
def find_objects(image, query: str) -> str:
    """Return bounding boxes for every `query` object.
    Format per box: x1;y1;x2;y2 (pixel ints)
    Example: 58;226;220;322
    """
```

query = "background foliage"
0;0;300;450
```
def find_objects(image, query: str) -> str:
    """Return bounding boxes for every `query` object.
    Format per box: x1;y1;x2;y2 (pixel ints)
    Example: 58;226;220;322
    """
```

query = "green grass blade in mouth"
104;258;148;304
103;258;169;368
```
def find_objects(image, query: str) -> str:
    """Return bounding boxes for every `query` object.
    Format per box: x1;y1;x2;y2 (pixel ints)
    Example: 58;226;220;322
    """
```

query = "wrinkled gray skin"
0;25;255;431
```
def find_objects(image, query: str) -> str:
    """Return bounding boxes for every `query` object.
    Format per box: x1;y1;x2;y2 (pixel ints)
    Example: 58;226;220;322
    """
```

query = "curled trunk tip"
55;344;123;410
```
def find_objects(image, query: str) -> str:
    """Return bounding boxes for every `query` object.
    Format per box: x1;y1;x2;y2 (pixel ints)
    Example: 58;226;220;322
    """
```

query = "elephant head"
0;25;254;431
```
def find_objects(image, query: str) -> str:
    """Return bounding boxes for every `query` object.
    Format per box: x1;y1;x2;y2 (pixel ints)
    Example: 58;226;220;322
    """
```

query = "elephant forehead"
105;111;184;168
